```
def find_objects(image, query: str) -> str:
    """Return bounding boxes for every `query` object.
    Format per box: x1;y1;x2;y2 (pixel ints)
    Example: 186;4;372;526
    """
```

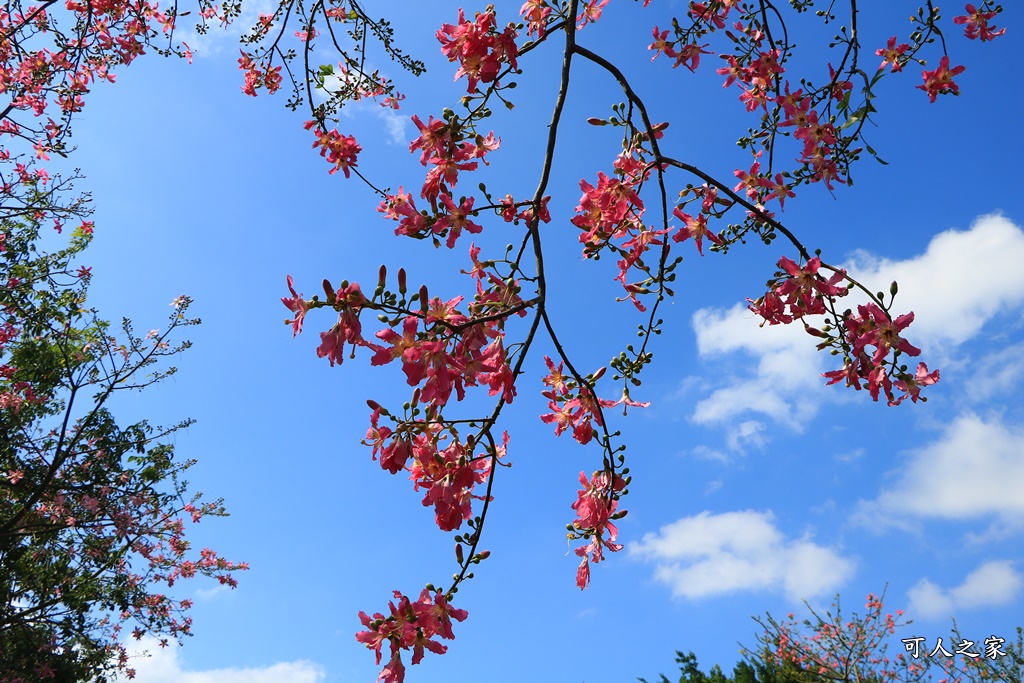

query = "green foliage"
0;211;242;681
639;649;819;683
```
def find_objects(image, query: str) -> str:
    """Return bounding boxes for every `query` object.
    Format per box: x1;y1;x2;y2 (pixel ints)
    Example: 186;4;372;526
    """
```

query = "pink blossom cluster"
540;358;648;445
304;120;362;177
748;256;938;405
370;307;515;408
718;47;786;112
520;0;552;38
648;0;735;69
282;276;380;366
0;0;205;164
822;304;939;406
573;169;645;249
355;589;468;683
0;321;45;412
238;50;283;96
365;408;494;532
571;146;666;310
774;80;847;188
649;26;712;72
748;256;848;324
917;56;967;103
436;8;518;93
953;3;1006;41
571;469;626;590
375;113;500;247
672;184;725;254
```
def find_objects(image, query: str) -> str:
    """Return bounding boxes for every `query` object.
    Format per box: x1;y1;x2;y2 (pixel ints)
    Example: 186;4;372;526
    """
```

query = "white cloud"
690;444;730;463
857;413;1024;525
372;106;410;145
686;214;1024;435
845;214;1024;348
122;637;325;683
629;510;854;601
690;305;825;430
966;341;1024;400
908;561;1022;620
726;419;768;452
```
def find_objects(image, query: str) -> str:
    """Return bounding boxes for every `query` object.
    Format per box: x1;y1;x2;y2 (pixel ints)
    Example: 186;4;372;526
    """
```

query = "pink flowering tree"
0;220;248;681
745;591;1023;683
641;592;1023;683
0;0;248;678
246;1;1006;680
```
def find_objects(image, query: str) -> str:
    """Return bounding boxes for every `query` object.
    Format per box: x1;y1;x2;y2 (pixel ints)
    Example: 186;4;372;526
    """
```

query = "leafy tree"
0;0;248;676
745;591;1021;683
642;593;1023;683
0;211;247;681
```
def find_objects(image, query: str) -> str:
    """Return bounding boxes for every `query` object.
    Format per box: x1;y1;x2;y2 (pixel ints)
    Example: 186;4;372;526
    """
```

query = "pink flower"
674;42;713;72
649;26;678;61
876;37;910;72
378;653;405;683
408;115;449;165
917;56;966;103
577;0;609;29
576;555;591;590
846;304;921;365
733;159;763;199
520;0;551;38
434;194;483;248
953;4;1006;41
570;469;626;588
281;275;307;337
437;8;518;93
773;256;847;317
890;362;940;405
671;209;721;255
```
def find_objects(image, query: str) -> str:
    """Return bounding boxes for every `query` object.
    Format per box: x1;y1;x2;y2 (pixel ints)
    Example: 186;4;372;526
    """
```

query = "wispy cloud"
844;214;1024;349
685;214;1024;442
629;510;854;601
907;560;1022;621
856;413;1024;527
126;637;325;683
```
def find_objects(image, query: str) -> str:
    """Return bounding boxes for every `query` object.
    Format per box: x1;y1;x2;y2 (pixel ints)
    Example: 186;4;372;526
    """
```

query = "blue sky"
52;1;1024;681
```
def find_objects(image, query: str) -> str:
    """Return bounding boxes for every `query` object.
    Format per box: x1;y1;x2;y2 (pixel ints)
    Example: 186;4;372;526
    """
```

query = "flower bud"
322;279;335;303
378;264;387;287
397;268;407;294
419;284;429;311
455;544;464;564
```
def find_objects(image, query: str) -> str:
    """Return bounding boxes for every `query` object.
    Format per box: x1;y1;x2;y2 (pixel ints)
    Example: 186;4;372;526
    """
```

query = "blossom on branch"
953;3;1006;41
917;56;967;103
